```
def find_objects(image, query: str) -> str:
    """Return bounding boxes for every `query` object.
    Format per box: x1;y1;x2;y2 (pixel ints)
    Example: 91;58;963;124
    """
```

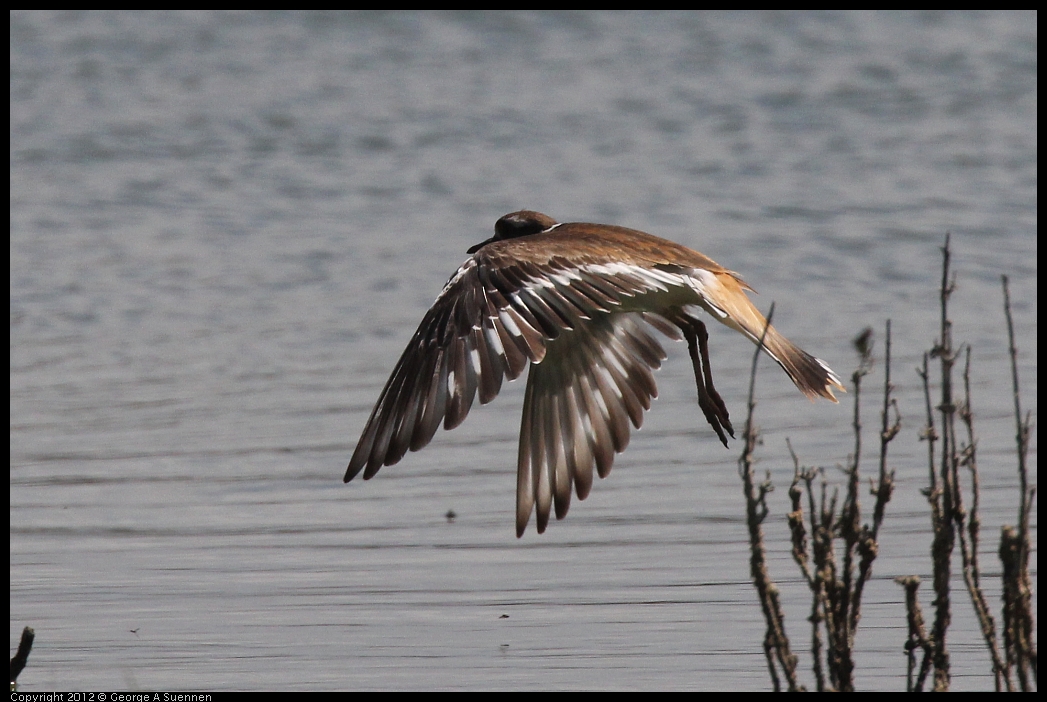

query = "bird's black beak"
467;236;496;254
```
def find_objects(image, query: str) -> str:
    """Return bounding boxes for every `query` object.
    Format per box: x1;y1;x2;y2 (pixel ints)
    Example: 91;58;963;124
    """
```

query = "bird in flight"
345;211;844;536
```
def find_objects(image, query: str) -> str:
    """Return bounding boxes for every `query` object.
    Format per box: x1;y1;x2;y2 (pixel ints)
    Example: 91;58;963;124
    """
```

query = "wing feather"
515;313;667;535
348;253;676;502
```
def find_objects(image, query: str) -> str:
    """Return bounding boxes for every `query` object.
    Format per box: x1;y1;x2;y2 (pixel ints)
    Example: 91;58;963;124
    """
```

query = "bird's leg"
681;317;734;447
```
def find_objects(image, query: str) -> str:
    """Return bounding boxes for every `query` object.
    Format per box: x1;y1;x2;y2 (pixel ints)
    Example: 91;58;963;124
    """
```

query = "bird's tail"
704;271;845;402
758;324;844;401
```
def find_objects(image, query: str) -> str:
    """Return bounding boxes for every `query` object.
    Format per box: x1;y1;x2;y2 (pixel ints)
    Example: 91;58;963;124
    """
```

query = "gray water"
10;11;1036;691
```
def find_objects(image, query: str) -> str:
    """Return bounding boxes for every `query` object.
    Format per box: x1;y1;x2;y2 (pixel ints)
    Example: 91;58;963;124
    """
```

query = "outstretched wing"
344;249;687;483
345;257;537;482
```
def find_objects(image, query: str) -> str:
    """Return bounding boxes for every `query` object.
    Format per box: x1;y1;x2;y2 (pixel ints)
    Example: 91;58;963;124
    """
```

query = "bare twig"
781;322;896;692
957;346;1008;690
1001;275;1037;691
895;576;932;692
928;233;958;691
787;441;829;691
871;319;898;541
739;303;803;691
9;626;34;689
848;323;896;647
1002;276;1031;524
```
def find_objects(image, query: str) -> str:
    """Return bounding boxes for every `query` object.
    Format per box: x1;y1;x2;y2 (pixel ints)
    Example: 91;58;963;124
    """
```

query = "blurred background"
10;11;1036;690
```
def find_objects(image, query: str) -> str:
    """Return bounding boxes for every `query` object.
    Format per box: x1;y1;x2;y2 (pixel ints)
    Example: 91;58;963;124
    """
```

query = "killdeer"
346;211;844;536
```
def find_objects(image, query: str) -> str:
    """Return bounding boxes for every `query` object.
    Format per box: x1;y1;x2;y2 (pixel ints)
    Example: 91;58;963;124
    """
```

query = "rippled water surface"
11;11;1036;691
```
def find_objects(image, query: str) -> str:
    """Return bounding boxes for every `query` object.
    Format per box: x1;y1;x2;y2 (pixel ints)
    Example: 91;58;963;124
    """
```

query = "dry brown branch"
871;319;899;541
776;321;897;692
1001;275;1037;690
926;233;959;691
739;303;803;691
957;345;1008;690
895;576;932;692
9;626;35;689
